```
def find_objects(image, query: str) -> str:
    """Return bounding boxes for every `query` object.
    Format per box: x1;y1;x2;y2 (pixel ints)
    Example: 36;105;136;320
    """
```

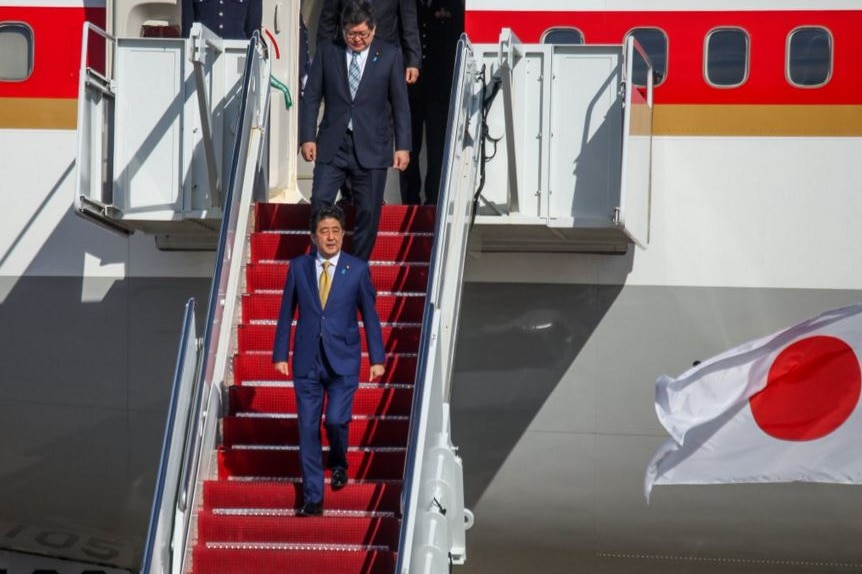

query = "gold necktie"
319;260;332;307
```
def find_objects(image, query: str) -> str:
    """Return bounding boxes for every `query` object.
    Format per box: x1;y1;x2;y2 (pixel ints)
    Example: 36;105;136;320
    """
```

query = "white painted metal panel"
516;48;548;218
477;47;514;212
548;46;622;227
186;43;215;213
114;39;185;213
479;43;549;218
74;73;104;208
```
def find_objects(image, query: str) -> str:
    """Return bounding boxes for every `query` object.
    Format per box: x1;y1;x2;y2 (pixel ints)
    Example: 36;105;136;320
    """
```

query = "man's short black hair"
310;204;346;234
341;0;375;30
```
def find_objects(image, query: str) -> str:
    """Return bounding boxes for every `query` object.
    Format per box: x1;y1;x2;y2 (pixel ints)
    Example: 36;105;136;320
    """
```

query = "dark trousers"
293;342;359;504
311;131;387;260
400;85;450;205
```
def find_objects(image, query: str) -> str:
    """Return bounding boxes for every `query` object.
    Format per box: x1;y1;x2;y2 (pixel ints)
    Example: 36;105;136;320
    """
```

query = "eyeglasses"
343;29;371;39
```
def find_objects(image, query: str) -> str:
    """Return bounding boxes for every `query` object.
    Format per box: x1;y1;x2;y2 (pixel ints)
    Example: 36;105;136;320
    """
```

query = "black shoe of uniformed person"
331;468;348;490
298;501;323;517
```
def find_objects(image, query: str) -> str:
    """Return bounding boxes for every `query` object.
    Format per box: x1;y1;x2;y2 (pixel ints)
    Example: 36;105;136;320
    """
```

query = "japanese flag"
645;304;862;501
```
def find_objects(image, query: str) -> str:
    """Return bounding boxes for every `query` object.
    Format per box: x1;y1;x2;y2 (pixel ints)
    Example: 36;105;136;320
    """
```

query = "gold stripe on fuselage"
654;105;862;137
0;98;77;130
3;97;861;137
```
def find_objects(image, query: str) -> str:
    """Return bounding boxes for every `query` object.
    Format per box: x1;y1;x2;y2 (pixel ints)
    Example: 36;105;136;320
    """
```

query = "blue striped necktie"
348;51;360;99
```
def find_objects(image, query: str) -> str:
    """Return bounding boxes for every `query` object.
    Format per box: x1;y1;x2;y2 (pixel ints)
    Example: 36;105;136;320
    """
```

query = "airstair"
73;19;653;574
120;26;480;574
190;203;435;572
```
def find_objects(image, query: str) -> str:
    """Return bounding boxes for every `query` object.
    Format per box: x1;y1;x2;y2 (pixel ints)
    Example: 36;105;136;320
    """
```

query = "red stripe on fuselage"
0;7;105;99
465;10;862;105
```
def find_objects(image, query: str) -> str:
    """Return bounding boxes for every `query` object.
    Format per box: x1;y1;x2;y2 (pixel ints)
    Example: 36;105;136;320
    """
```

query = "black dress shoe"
331;468;348;490
298;501;323;517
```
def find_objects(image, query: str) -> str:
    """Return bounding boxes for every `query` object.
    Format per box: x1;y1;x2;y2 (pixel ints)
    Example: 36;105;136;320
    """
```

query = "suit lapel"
303;255;321;310
353;40;382;101
330;42;352;101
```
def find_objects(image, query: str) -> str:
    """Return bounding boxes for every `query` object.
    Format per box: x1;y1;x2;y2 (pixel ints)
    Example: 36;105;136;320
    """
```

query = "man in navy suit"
272;205;386;516
317;0;421;85
181;0;261;39
300;0;411;261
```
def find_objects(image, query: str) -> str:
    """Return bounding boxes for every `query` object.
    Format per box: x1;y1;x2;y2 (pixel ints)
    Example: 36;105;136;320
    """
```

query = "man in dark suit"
272;205;386;516
300;0;411;261
181;0;262;39
317;0;421;84
400;0;463;204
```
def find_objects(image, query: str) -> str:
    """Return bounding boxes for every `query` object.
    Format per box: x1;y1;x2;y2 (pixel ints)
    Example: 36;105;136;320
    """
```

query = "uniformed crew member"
181;0;262;40
400;0;463;205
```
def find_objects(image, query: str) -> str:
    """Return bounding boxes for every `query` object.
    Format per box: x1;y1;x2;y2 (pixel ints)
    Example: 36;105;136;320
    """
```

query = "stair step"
251;232;434;263
246;262;429;293
198;512;400;547
233;353;418;385
256;202;436;233
203;480;402;512
192;546;396;574
228;384;414;416
218;448;406;480
223;416;409;447
243;292;427;324
237;324;421;354
192;203;432;573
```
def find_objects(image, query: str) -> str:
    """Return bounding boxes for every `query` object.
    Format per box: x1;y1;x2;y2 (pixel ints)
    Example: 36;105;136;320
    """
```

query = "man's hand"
369;363;386;381
393;150;410;171
301;142;317;162
274;361;290;377
405;67;419;84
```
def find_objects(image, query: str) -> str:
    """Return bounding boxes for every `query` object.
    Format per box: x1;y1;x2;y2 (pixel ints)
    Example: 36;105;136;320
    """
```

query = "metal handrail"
79;22;115;84
140;299;199;573
139;31;270;574
396;36;481;573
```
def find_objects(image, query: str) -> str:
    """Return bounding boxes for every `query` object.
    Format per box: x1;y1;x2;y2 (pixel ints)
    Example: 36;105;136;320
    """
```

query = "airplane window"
626;28;667;86
706;28;749;87
0;22;34;81
787;27;832;87
542;27;584;45
0;23;33;81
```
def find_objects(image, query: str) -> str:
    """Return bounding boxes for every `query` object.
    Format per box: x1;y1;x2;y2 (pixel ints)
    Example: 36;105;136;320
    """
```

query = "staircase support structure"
74;22;258;241
471;29;654;252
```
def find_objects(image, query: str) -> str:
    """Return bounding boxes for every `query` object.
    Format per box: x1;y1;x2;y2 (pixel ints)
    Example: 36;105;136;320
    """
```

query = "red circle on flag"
750;335;861;441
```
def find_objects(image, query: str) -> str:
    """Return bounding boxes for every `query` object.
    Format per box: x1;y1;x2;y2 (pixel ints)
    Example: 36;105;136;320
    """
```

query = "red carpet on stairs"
191;203;435;574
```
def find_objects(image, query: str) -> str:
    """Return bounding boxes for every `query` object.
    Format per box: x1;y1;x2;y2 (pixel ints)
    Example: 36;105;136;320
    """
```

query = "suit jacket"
300;39;411;169
181;0;261;39
317;0;421;69
272;252;385;377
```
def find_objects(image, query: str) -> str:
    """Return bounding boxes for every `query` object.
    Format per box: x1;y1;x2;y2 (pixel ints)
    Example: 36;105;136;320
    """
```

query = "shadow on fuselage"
0;207;210;570
450;281;624;508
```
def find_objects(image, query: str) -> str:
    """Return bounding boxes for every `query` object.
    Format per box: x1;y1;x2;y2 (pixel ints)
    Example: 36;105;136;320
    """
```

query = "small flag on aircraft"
644;304;862;501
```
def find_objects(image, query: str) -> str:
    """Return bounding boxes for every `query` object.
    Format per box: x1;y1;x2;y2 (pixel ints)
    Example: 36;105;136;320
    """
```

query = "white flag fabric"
645;303;862;501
